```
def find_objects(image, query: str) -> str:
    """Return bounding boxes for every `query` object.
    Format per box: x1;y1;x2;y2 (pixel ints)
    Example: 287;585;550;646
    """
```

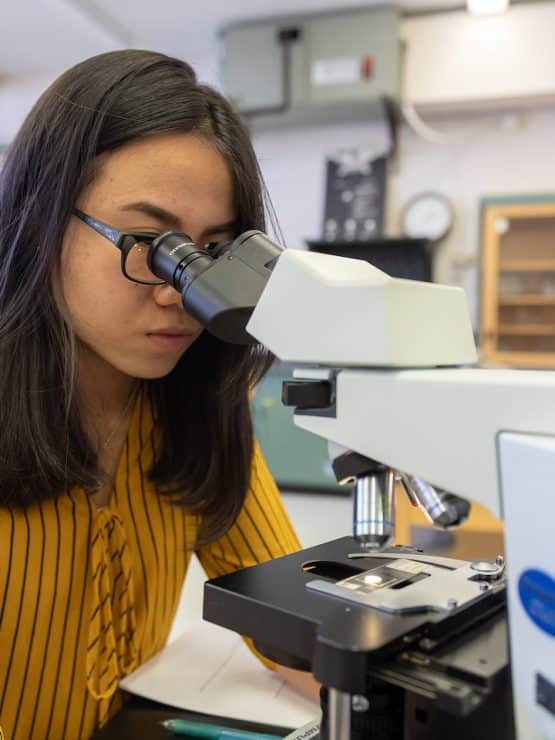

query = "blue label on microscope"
518;569;555;638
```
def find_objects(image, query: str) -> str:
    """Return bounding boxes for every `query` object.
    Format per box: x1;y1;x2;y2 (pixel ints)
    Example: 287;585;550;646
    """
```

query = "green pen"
160;718;283;740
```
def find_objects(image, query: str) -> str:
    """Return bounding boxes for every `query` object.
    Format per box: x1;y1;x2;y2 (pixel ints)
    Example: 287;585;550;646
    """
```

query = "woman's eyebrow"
120;200;239;236
120;201;181;229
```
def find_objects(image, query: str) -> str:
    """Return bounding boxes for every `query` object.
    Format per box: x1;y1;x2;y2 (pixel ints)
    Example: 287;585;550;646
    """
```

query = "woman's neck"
76;343;139;439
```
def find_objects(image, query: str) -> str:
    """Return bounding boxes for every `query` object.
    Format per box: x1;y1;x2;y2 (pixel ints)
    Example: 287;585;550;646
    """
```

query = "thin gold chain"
102;382;141;449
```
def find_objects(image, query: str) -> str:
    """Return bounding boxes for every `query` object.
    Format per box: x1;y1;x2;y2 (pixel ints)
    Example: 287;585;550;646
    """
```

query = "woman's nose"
152;282;185;309
152;283;204;333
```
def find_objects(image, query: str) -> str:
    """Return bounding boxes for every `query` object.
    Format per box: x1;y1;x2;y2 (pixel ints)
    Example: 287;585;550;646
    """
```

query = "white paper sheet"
120;619;320;729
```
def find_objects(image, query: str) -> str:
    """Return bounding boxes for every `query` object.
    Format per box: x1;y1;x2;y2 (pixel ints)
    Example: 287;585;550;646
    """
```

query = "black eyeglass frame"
72;208;166;285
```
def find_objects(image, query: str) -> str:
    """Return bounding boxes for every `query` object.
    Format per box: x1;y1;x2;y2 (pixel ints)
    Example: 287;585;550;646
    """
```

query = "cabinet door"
481;202;555;367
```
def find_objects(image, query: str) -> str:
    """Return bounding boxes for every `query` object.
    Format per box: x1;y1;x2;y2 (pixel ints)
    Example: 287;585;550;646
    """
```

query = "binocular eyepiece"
147;230;283;345
148;233;224;293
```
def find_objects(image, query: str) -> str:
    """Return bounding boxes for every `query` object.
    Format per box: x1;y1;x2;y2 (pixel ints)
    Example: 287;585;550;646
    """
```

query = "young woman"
0;49;318;739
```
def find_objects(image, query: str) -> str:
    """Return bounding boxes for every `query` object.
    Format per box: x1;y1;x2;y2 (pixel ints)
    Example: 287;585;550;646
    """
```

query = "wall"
0;76;55;144
245;2;555;328
253;107;555;327
403;4;555;108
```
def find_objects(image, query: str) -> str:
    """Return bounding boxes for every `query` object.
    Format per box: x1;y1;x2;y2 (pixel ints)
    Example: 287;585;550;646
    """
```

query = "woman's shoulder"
0;488;93;536
249;439;274;488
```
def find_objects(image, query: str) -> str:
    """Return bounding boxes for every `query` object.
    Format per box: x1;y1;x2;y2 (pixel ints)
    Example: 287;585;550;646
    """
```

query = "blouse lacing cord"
86;508;138;724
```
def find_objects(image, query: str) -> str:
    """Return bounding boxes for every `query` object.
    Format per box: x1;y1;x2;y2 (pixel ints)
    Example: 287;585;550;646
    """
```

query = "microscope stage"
204;537;509;715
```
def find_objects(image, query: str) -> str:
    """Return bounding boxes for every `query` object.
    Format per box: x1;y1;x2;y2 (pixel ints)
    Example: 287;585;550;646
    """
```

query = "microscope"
149;230;555;740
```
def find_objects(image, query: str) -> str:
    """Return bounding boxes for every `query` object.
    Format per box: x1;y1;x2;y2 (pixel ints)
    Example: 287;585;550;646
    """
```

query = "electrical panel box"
220;6;400;130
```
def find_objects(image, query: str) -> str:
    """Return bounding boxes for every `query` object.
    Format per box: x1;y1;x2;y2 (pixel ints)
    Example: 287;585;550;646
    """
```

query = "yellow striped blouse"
0;387;301;739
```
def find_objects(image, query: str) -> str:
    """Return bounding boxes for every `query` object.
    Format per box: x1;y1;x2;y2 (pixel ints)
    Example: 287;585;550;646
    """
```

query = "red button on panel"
361;56;374;79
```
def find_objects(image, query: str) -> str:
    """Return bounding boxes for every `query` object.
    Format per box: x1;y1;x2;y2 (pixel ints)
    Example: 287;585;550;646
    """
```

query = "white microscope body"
247;249;555;740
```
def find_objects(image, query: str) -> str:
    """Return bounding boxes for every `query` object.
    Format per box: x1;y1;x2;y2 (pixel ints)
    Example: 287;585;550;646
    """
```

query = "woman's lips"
147;332;196;350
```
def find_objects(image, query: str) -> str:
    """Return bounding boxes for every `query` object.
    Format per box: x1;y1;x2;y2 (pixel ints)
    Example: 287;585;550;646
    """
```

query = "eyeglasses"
72;208;166;285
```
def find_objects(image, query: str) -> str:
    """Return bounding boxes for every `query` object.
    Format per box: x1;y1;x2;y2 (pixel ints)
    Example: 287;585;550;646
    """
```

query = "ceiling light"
467;0;509;15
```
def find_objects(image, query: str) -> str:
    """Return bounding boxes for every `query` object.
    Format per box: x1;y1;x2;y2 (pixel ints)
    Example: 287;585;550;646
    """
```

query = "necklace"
102;382;141;450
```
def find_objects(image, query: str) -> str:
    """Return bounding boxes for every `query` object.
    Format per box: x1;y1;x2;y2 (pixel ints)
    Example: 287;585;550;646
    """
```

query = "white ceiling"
0;0;460;79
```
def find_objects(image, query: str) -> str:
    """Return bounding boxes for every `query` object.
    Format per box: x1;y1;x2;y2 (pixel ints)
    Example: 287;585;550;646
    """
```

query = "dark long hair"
0;49;275;544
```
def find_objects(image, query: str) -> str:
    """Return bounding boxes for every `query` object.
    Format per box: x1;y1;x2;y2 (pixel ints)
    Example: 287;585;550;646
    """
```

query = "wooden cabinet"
396;492;504;560
480;200;555;368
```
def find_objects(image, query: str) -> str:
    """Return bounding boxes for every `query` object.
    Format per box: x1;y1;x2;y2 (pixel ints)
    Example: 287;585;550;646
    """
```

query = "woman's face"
60;132;237;381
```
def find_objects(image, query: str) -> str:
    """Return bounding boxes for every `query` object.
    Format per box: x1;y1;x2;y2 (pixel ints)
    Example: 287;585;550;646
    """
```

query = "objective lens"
354;469;396;550
400;473;470;528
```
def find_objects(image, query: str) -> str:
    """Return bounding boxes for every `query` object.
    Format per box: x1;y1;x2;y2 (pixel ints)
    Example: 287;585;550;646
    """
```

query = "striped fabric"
0;387;301;739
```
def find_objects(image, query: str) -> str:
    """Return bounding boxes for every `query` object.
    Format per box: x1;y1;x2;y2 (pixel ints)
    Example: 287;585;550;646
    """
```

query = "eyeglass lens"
124;238;163;283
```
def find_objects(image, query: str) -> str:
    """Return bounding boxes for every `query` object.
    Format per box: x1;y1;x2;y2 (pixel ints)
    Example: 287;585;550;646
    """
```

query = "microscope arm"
292;366;555;521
